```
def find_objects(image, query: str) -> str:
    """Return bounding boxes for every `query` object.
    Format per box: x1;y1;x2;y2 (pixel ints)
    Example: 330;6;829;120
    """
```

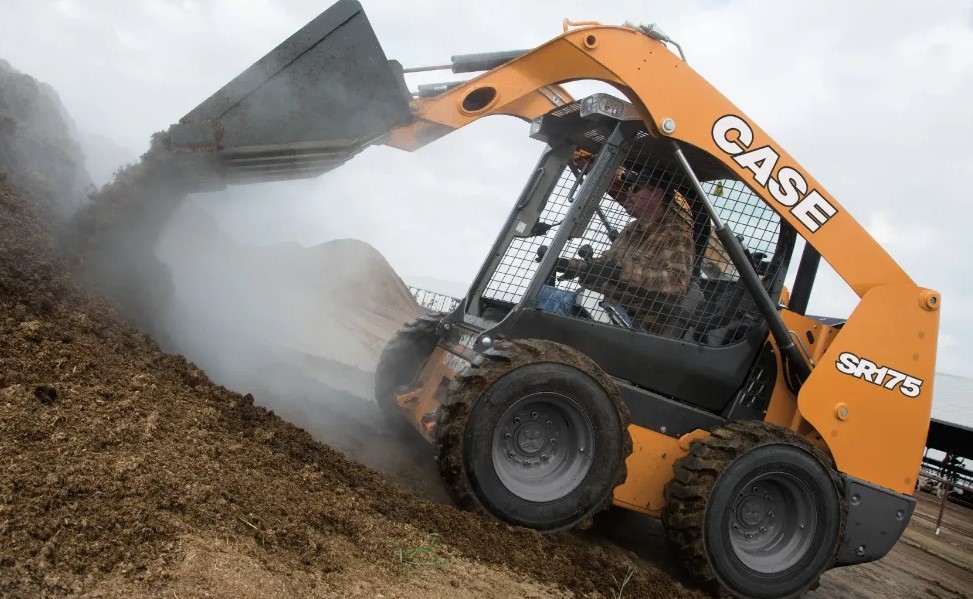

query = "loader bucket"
164;0;413;189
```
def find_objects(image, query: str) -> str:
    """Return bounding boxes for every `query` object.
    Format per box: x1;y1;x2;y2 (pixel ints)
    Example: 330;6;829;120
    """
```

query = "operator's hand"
555;257;585;281
578;259;623;289
571;151;595;173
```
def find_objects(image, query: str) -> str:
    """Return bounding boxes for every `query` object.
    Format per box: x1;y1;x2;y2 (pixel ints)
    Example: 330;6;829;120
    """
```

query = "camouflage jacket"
572;194;695;332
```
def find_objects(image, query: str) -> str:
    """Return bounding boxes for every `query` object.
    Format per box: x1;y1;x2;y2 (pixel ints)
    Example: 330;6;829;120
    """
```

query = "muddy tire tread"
434;338;633;524
661;420;844;596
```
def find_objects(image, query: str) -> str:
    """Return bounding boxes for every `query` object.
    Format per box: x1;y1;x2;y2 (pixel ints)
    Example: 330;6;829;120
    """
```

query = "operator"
556;165;696;334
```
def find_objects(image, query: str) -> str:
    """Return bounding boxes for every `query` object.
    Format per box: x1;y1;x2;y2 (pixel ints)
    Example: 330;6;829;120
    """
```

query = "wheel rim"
491;392;595;502
728;472;817;574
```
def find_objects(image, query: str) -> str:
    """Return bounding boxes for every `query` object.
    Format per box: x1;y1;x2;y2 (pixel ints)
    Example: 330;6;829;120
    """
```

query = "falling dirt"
66;142;187;342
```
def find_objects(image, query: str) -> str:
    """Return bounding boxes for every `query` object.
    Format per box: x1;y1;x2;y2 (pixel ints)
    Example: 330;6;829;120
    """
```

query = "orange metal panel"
765;312;841;454
611;425;701;517
763;336;801;431
385;84;574;151
797;285;940;494
395;345;470;442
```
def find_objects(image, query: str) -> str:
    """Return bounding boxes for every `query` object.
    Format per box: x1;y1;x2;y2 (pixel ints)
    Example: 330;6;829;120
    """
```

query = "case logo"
835;351;923;398
712;115;838;233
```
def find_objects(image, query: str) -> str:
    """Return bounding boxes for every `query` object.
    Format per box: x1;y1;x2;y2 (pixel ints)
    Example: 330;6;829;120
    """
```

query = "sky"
1;0;972;378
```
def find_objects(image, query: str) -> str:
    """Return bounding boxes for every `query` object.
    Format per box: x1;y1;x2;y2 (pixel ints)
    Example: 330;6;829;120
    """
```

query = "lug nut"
504;433;512;439
514;416;521;423
546;420;553;427
541;454;548;461
531;411;538;419
759;527;766;533
523;460;531;466
550;438;557;445
508;451;515;458
767;511;774;519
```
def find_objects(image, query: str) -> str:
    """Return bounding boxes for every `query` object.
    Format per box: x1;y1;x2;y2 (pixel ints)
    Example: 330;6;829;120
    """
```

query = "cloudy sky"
2;0;972;377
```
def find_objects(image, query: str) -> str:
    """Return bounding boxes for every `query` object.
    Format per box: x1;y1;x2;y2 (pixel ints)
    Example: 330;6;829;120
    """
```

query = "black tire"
374;311;444;432
436;339;632;531
663;421;844;599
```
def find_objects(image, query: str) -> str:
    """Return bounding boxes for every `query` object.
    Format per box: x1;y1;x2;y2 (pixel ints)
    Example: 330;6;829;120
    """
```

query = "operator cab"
449;94;795;416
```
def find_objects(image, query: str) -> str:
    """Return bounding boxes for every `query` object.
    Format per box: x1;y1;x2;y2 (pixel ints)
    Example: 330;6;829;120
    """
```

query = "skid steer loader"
160;2;941;597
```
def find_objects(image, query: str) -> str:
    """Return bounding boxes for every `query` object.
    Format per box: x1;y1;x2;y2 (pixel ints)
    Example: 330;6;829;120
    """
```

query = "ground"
814;492;973;598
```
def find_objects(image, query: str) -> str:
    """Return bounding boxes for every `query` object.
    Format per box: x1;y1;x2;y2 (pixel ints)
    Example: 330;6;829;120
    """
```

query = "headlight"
579;93;638;121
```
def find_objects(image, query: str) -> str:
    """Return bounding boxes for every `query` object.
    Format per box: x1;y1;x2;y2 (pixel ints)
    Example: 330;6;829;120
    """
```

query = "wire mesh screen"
694;178;790;345
409;287;461;313
551;143;701;336
549;138;789;346
480;136;791;347
481;166;583;305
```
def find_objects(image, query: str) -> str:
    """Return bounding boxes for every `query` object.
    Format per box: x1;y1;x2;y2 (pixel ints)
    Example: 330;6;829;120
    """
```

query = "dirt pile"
0;59;91;216
157;202;420;399
66;142;189;342
0;179;706;598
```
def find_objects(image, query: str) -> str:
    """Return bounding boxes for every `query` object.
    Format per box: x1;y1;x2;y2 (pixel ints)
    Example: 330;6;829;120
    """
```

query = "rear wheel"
663;421;843;599
436;339;632;531
374;311;444;432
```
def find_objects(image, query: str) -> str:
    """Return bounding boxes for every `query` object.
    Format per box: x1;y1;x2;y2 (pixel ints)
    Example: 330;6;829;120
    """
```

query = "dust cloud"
67;145;437;493
1;53;438;489
3;52;441;500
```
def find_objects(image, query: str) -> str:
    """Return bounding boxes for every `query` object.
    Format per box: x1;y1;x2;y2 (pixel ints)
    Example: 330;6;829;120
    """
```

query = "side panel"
612;425;692;516
764;310;841;433
396;344;470;441
835;475;915;566
511;309;764;412
797;285;939;494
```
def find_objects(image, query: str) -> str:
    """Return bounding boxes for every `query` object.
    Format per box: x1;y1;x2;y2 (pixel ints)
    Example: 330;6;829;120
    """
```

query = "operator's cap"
619;164;683;194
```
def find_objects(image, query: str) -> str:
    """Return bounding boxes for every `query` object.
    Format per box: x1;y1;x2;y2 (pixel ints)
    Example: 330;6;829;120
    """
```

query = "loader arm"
386;85;574;151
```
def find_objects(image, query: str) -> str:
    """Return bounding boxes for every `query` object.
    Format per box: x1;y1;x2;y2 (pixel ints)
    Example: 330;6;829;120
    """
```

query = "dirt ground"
812;492;973;599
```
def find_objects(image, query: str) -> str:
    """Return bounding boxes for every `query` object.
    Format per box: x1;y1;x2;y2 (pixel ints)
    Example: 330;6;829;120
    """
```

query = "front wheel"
436;339;632;531
663;421;843;599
